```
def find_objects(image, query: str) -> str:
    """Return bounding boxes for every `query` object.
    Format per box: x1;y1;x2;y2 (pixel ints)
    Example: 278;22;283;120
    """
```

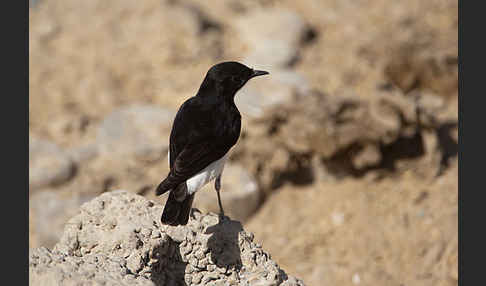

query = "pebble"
202;272;220;284
194;249;205;260
197;257;209;269
331;212;345;226
151;230;161;239
192;272;203;284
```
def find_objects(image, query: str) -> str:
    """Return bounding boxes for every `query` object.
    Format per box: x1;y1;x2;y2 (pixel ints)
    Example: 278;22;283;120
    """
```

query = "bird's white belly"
168;150;228;195
186;153;228;194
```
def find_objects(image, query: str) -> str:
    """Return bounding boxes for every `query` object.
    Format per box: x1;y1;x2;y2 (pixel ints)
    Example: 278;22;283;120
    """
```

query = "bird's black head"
198;61;269;98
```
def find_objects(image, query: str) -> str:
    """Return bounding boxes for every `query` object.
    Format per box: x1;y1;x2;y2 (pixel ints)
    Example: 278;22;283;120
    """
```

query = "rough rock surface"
29;190;305;286
29;136;74;191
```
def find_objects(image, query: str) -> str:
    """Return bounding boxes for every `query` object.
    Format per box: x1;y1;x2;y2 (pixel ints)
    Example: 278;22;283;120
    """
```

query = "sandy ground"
247;160;458;286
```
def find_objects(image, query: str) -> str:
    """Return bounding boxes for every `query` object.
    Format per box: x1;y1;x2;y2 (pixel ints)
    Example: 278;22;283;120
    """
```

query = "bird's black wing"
156;96;240;195
171;139;231;181
168;98;195;169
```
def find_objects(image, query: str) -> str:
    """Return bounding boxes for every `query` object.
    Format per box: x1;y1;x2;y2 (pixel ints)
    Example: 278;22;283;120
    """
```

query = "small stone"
181;241;193;256
198;257;209;269
202;272;220;284
151;230;161;239
141;228;152;237
189;257;198;267
194;249;205;260
184;274;192;285
417;92;445;113
207;264;216;272
192;272;203;284
352;144;382;169
126;254;144;274
331;212;345;226
185;264;194;274
165;226;188;243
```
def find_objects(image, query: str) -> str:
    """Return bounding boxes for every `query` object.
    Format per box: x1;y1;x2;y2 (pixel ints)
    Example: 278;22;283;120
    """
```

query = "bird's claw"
218;212;227;222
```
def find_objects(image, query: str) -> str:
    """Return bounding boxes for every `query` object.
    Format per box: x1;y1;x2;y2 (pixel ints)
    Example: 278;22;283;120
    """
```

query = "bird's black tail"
161;184;195;226
155;177;172;196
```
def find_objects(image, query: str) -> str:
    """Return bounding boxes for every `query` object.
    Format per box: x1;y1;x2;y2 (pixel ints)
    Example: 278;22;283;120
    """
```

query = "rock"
66;144;99;165
416;92;445;113
296;90;418;154
231;87;451;191
29;191;95;249
236;9;308;48
243;41;299;71
413;91;447;127
194;163;261;222
235;69;311;119
235;9;310;69
29;190;304;286
96;105;175;160
384;47;458;97
29;136;74;192
352;144;382;170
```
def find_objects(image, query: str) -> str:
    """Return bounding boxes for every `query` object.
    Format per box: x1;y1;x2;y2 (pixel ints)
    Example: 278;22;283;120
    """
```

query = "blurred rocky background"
29;0;458;285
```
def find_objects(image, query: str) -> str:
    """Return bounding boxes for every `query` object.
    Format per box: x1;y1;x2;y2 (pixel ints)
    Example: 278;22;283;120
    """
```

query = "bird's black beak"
250;69;269;78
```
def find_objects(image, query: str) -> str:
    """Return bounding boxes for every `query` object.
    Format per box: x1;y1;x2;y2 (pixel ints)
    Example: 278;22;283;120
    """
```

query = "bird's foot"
218;211;227;222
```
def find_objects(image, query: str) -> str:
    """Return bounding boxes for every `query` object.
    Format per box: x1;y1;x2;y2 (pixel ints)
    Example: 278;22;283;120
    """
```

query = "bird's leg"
215;174;225;218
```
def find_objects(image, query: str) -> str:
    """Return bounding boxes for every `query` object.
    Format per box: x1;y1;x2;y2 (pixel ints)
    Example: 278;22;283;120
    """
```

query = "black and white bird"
155;61;269;226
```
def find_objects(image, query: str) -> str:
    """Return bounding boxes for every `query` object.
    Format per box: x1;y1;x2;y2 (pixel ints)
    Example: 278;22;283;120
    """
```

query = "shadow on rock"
270;152;315;190
379;129;426;171
150;238;188;286
436;121;458;176
205;216;243;272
